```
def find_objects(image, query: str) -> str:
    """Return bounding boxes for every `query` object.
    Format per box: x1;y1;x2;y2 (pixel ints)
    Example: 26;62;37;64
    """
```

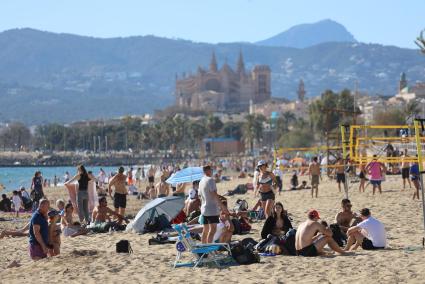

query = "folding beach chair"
173;223;232;268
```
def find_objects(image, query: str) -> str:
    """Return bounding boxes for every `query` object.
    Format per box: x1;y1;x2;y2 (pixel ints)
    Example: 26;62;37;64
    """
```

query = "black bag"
231;218;242;235
282;229;297;256
116;240;133;254
231;242;260;265
330;224;347;247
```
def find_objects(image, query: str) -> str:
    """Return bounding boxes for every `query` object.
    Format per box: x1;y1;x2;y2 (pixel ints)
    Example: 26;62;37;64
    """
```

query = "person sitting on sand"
173;183;186;198
61;203;88;237
213;197;234;243
155;175;170;198
0;194;12;212
89;197;128;232
335;199;361;234
345;208;386;251
0;222;30;239
47;210;61;256
184;181;201;218
29;199;51;260
295;209;348;257
261;202;293;239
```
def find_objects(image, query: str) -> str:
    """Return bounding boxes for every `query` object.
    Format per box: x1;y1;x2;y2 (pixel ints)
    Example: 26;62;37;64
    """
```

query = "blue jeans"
77;190;90;223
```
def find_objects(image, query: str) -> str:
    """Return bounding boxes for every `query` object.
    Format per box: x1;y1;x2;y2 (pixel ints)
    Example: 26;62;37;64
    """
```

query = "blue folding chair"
173;223;232;268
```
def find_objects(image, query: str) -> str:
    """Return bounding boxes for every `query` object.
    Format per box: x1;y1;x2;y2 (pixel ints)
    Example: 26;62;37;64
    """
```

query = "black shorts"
148;176;154;183
158;194;167;198
361;238;384;250
336;173;345;183
203;215;219;224
359;172;365;179
297;244;318;257
114;193;127;209
402;168;410;179
260;191;275;201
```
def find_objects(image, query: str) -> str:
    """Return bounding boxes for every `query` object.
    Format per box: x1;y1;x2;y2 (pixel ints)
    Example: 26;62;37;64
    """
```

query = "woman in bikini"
255;160;276;218
358;162;367;193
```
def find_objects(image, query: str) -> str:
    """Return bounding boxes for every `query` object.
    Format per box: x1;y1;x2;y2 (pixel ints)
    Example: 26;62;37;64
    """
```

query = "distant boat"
13;161;21;165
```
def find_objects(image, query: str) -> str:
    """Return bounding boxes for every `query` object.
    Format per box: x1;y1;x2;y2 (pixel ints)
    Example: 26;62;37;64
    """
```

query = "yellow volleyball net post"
413;119;425;247
340;125;350;199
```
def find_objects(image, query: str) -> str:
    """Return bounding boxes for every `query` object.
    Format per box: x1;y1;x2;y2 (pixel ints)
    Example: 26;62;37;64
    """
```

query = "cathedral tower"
297;79;306;102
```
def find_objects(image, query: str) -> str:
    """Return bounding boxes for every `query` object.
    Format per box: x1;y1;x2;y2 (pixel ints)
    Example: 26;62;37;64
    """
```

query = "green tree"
243;114;265;153
415;30;425;54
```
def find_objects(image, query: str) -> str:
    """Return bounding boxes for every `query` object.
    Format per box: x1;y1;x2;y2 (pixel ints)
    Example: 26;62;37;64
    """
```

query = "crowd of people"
0;156;393;265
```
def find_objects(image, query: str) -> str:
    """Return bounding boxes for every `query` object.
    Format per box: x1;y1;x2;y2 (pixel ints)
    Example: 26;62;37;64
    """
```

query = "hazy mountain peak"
256;19;357;48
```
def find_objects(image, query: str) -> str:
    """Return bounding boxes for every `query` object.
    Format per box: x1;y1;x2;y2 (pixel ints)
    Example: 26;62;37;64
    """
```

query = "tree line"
3;89;406;153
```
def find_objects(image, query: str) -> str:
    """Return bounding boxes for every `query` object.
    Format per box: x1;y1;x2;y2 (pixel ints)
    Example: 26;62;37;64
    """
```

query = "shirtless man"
335;158;345;193
108;167;128;218
173;183;186;198
400;149;412;190
295;209;347;256
308;157;321;198
335;199;361;233
147;166;156;187
155;175;170;198
91;197;127;223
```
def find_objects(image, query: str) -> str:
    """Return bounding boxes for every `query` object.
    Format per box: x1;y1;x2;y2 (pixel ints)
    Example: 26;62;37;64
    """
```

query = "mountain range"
0;20;424;124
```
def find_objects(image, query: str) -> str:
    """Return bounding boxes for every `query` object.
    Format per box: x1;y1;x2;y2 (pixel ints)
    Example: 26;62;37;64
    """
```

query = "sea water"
0;166;148;193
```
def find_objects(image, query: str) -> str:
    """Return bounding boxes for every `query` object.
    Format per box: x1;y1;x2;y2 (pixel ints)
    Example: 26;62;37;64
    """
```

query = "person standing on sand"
28;199;51;260
65;165;91;224
108;166;128;219
308;157;321;198
31;171;45;211
410;158;421;200
135;167;142;187
255;160;276;219
335;158;345;193
155;175;170;198
295;209;348;257
199;165;228;243
148;166;156;187
401;149;412;190
365;155;386;195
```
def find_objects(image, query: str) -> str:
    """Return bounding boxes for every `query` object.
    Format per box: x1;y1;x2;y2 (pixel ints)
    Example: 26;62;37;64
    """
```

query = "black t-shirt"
78;173;89;191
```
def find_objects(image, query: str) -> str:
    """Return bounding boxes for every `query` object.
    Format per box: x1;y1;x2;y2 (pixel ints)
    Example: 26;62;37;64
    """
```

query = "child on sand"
48;210;61;256
12;191;22;217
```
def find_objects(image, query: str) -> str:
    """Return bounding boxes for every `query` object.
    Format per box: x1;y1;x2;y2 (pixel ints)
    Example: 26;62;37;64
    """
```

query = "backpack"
234;199;249;212
116;240;133;254
282;229;297;256
330;224;347;247
231;241;260;265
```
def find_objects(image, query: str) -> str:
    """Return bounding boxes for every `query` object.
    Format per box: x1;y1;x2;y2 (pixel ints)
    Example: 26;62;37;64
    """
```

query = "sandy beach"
1;173;425;284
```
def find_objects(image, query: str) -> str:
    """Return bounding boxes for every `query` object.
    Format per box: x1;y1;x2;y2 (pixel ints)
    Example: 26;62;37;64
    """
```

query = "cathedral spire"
210;52;218;72
236;50;245;75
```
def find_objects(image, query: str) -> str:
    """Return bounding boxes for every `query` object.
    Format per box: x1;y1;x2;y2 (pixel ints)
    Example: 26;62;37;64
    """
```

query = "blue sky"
1;0;424;48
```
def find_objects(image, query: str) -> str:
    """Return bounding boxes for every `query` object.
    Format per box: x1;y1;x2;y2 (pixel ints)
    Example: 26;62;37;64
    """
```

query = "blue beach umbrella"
166;167;204;184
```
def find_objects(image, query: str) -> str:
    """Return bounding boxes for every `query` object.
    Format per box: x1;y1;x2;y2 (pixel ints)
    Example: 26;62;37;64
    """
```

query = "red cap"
308;209;320;220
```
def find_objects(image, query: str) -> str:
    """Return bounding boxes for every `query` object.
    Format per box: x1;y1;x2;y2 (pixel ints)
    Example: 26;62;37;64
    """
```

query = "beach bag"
255;235;276;253
116;240;133;254
234;199;249;212
231;242;260;265
171;210;186;224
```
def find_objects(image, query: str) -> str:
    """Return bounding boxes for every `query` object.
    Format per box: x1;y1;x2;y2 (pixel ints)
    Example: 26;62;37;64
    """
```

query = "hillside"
256;19;357;48
0;28;424;124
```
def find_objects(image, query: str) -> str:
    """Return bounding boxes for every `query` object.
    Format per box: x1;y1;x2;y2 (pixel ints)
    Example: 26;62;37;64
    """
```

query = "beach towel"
65;182;98;215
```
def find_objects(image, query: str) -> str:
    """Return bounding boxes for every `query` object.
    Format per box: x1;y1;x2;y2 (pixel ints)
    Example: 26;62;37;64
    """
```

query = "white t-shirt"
199;176;220;216
12;195;22;209
358;216;387;247
21;191;30;200
273;168;283;180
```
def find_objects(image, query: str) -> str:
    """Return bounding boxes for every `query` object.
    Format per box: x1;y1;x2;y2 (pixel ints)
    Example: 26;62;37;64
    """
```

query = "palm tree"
405;100;421;120
243;114;265;154
415;30;425;54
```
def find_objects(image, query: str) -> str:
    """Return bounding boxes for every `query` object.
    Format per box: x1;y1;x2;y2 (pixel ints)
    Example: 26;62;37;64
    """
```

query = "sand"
1;173;425;284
